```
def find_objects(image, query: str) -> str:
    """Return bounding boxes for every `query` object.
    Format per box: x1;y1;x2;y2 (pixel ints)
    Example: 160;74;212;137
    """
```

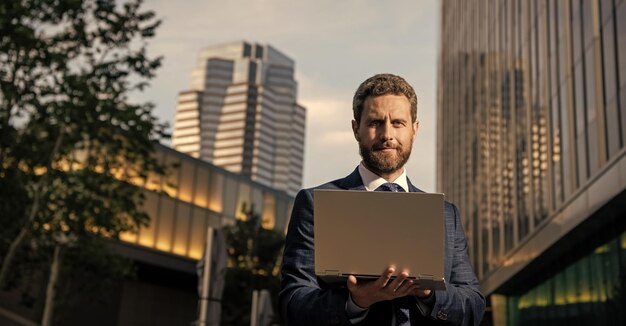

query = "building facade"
172;41;306;196
438;0;626;324
0;144;295;325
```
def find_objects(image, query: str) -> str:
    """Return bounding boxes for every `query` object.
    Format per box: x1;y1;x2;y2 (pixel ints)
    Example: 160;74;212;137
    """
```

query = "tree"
0;0;167;324
222;203;285;326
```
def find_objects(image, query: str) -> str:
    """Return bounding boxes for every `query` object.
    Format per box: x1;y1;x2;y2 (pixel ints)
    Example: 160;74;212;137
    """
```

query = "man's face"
352;94;418;176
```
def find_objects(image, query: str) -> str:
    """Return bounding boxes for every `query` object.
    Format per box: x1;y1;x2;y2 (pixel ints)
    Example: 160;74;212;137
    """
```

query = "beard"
359;140;412;175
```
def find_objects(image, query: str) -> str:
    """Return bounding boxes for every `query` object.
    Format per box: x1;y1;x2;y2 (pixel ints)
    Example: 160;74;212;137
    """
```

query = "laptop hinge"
322;270;340;276
419;274;434;280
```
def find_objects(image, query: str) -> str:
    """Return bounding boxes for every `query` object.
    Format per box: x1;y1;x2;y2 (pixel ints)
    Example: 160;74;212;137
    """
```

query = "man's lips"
375;147;397;152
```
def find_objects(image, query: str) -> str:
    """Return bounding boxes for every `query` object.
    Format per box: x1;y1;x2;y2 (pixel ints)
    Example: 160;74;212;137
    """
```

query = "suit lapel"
338;167;366;190
407;178;424;193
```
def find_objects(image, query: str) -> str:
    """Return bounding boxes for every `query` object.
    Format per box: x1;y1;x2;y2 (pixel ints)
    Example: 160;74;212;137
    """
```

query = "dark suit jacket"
279;168;485;325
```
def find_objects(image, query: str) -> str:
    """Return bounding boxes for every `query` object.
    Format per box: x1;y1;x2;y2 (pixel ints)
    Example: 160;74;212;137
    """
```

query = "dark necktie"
373;182;410;325
375;182;404;193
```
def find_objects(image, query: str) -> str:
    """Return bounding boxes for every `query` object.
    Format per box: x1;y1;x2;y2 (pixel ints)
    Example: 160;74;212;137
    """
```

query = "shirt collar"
358;162;409;192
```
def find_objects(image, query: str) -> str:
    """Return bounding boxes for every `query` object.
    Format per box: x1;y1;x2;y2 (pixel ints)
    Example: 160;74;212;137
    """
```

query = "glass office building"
438;0;626;324
172;42;306;196
119;144;294;260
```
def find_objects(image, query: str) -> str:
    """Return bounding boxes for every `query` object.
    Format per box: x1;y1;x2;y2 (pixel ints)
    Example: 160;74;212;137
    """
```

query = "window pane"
602;18;619;104
208;172;224;213
144;151;164;192
163;154;180;197
155;196;175;252
606;98;621;156
585;47;600;175
617;2;626;90
572;0;583;64
222;176;239;218
600;0;615;25
621;87;626;146
262;193;276;230
193;166;209;207
172;202;191;256
177;160;196;202
235;182;251;220
574;62;589;183
138;191;159;247
559;83;573;198
188;207;207;260
551;95;563;206
251;187;263;216
583;0;594;48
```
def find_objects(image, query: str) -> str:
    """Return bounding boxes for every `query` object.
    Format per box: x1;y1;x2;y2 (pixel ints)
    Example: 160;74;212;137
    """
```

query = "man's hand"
346;267;418;308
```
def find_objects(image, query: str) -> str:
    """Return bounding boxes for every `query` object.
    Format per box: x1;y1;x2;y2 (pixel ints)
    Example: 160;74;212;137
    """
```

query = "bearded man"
279;74;485;325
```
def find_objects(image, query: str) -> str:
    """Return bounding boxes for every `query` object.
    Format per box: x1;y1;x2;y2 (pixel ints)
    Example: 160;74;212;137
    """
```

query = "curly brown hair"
352;73;418;125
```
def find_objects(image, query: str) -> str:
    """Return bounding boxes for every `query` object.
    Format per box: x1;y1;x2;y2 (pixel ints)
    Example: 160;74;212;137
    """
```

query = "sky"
136;0;441;192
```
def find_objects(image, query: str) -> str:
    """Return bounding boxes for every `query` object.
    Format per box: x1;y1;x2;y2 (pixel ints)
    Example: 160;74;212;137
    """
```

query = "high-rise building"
172;41;306;196
438;1;626;324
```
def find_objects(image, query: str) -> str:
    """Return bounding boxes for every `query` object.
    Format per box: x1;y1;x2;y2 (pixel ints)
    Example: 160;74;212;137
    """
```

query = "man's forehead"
364;96;411;112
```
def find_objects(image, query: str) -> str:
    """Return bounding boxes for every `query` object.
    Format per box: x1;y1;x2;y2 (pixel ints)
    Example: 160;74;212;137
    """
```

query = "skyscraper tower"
172;41;306;195
438;1;626;324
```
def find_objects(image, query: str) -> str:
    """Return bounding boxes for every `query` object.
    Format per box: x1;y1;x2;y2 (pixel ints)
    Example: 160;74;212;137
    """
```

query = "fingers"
346;275;358;292
386;270;415;295
374;266;395;288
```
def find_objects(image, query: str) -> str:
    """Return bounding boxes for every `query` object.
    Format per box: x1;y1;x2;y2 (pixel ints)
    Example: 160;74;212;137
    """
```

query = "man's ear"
351;120;360;141
412;120;419;140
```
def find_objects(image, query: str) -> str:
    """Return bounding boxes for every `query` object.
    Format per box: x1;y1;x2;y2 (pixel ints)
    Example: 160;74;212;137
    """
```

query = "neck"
363;163;404;182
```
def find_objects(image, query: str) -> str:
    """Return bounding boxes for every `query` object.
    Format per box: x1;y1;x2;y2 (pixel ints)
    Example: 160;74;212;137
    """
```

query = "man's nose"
379;121;394;141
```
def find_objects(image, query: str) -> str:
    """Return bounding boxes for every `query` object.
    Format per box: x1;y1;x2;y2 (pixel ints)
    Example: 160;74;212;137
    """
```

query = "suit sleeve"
427;203;486;325
279;189;352;326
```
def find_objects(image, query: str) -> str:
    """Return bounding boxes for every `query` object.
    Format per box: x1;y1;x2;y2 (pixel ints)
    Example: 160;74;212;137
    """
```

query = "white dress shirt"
345;162;434;325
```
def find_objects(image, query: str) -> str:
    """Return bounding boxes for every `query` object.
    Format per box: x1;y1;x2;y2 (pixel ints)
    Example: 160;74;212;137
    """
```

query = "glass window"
276;199;288;234
600;0;615;25
551;95;563;206
155;196;175;252
144;151;164;192
482;221;489;275
617;2;626;90
606;98;622;156
621;87;626;146
585;47;601;175
138;191;159;247
572;0;583;64
559;84;573;198
574;62;589;184
510;228;626;324
262;192;276;230
163;154;180;197
235;182;251;220
177;159;196;202
193;166;209;207
583;0;594;48
576;257;593;323
222;176;239;218
208;172;224;213
251;188;263;216
492;215;501;267
172;202;191;256
602;18;619;104
549;0;559;97
188;207;207;260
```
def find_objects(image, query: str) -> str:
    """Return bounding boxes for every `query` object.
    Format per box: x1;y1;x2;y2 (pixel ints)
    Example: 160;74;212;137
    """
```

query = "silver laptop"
313;189;446;290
